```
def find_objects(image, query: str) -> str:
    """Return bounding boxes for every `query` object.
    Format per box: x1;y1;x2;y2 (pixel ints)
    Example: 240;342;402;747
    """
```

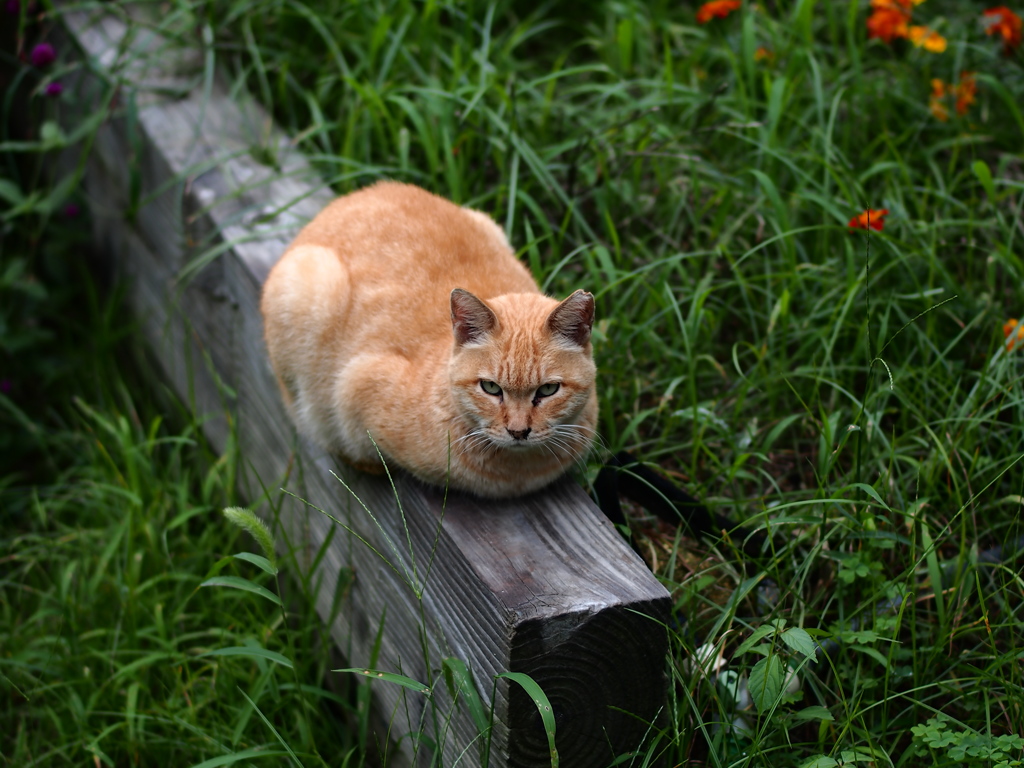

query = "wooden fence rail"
60;8;672;766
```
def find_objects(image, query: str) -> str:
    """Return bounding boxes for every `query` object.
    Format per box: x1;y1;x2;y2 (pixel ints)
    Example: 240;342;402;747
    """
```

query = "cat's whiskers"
538;442;562;464
455;433;497;456
544;432;581;460
553;423;606;453
547;423;600;475
452;429;484;448
551;423;594;447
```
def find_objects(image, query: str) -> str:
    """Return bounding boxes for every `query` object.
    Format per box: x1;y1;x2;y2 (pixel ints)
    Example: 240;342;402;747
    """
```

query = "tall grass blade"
498;672;558;768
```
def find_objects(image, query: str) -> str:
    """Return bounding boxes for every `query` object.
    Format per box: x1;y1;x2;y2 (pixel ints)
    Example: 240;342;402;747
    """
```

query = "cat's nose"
507;427;531;441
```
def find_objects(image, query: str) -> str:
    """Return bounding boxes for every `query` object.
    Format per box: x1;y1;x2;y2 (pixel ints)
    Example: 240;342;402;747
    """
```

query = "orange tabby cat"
260;181;598;498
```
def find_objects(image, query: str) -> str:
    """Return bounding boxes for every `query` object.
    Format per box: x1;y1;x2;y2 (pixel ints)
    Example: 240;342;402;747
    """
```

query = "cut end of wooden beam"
510;601;669;766
398;476;670;765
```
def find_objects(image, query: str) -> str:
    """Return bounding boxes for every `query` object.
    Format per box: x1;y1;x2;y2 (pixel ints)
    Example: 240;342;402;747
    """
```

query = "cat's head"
448;288;598;459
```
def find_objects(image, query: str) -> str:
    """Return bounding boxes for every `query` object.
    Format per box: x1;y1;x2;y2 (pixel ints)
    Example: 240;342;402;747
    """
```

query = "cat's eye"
536;382;560;397
480;380;503;396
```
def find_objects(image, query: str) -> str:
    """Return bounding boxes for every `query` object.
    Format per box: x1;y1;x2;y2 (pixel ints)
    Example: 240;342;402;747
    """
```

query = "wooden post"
61;8;671;766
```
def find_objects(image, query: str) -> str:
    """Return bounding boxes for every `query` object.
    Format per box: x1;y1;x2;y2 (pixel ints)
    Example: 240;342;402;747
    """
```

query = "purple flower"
45;81;63;97
30;42;55;68
0;380;12;394
64;203;80;217
5;0;20;15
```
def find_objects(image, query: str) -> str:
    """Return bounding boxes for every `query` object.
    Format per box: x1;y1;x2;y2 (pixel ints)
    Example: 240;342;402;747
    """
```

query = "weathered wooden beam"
60;7;672;766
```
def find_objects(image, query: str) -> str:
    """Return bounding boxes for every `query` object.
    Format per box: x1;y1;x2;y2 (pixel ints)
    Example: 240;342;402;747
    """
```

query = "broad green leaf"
201;646;293;669
40;121;67;150
200;575;282;606
850;482;890;511
233;552;278;575
748;655;784;714
0;178;24;205
972;159;996;201
188;749;291;768
836;629;881;644
799;757;838;768
336;667;431;695
780;627;818;660
839;748;883;764
849;643;890;668
795;705;834;722
499;672;558;768
735;624;776;656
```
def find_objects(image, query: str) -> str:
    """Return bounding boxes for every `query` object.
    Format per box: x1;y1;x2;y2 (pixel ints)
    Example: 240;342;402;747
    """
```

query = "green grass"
5;0;1024;765
0;233;363;762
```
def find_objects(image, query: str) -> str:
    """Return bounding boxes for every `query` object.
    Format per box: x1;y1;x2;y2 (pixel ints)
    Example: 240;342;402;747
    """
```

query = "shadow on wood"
59;7;672;766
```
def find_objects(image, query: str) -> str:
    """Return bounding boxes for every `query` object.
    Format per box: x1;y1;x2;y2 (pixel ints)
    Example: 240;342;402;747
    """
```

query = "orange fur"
261;181;598;497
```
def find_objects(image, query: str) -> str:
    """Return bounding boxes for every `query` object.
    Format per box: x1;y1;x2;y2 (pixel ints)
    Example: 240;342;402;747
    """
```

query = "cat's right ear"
451;289;497;346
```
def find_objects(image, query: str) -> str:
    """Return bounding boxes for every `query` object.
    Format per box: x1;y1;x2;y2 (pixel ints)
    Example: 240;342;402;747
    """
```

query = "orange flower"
929;72;976;121
930;78;950;121
848;209;889;231
754;46;774;62
867;5;911;42
908;25;947;52
873;0;926;9
867;0;943;51
1003;318;1024;350
983;6;1023;55
697;0;741;23
955;72;977;114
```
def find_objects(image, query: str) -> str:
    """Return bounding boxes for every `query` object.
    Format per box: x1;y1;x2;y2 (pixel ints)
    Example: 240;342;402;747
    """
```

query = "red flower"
848;209;889;231
983;7;1023;55
697;0;741;24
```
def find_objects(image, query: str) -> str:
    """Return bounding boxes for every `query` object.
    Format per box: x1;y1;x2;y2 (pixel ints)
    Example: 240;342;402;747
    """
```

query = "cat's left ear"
547;290;595;348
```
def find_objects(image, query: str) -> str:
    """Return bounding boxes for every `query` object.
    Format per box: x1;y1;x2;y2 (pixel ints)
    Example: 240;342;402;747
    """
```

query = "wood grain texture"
60;7;672;766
